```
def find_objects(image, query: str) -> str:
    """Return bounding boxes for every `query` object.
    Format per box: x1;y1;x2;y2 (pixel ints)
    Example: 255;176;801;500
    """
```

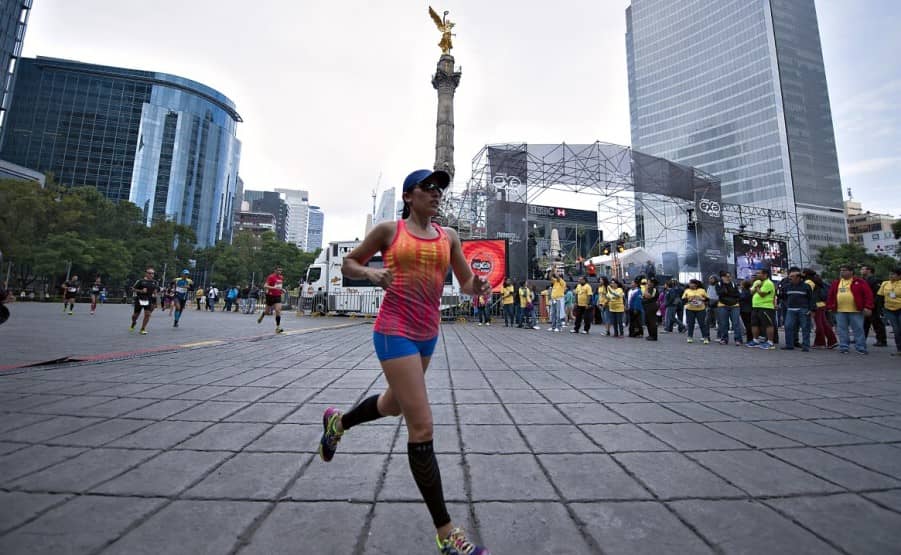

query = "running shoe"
746;340;759;347
129;324;135;332
318;407;344;462
257;312;265;324
90;311;95;315
275;327;284;334
703;339;710;345
68;310;73;315
173;321;179;328
140;329;148;335
759;341;776;350
437;527;490;555
686;338;693;343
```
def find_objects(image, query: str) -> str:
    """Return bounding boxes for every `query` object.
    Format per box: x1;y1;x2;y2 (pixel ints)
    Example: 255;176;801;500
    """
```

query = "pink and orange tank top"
373;219;451;341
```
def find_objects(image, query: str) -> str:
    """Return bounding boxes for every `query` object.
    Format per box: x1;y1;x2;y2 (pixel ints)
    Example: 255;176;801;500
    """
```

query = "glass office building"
0;57;242;246
626;0;847;266
0;0;32;150
307;206;324;253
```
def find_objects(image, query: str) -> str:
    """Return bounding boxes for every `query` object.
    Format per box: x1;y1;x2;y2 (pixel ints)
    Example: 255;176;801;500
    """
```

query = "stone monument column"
432;54;461;181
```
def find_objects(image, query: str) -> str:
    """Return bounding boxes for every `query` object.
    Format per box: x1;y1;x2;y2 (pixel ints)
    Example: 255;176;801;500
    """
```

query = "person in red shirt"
257;265;285;333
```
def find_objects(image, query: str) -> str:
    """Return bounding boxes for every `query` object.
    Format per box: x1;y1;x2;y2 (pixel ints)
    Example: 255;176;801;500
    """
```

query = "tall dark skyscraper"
1;57;242;246
0;0;32;151
626;0;847;265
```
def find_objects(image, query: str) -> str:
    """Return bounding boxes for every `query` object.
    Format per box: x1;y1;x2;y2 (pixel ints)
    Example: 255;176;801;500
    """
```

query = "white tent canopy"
584;246;656;268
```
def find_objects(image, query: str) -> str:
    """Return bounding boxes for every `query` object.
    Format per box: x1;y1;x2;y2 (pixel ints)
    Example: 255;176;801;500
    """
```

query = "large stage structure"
441;142;804;281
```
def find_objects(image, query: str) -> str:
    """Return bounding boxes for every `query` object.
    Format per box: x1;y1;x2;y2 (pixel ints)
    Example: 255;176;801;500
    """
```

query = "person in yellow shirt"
682;279;710;344
826;265;874;354
549;272;566;332
877;267;901;356
571;277;593;334
518;280;535;329
606;279;626;337
597;277;610;335
501;277;515;327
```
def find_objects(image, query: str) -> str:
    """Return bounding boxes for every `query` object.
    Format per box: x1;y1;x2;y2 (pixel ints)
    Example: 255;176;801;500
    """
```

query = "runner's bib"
176;287;187;293
68;287;77;292
138;299;150;306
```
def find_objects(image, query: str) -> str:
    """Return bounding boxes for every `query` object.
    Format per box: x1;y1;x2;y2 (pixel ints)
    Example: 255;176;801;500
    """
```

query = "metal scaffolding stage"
441;142;807;278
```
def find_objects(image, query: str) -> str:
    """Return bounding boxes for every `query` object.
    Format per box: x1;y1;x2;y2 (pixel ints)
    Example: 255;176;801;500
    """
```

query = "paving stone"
0;394;70;411
11;447;157;492
494;388;547;403
131;383;200;399
77;397;158;417
172;385;237;400
801;397;892;418
468;454;557;501
519;424;603;453
640;423;747;450
706;421;803;448
25;395;112;415
184;452;307;500
754;420;868;446
177;422;269;451
453;388;500;403
0;445;86;483
767;447;901;490
0;491;70;533
255;387;316;403
245;424;324;453
538;453;652;500
666;388;736;402
475;502;594;553
223;402;298;423
581;424;672;452
691;450;843;496
572;501;713;555
0;415;104;442
630;388;691;402
614;452;744;499
460;424;530;453
557;402;627;424
123;399;201;419
287;453;387;501
812;418;901;442
106;420;211;449
168;400;249;421
768;494;901;554
93;450;232;496
103;500;268;555
864;490;901;513
243;501;369;555
457;403;512;424
755;400;843;419
0;441;24;456
702;401;794;420
0;495;164;554
585;389;648;403
825;443;901;479
542;388;594;403
0;412;53;433
283;402;336;423
364;502;472;555
670;499;839;554
341;423;403;453
660;402;731;422
377;453;466;502
607;403;690;423
505;403;569;424
46;418;154;447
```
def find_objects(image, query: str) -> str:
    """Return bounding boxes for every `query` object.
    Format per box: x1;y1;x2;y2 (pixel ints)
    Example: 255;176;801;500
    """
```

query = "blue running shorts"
373;331;438;361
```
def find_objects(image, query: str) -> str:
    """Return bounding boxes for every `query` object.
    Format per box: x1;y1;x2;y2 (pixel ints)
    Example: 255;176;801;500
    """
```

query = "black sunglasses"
417;181;445;195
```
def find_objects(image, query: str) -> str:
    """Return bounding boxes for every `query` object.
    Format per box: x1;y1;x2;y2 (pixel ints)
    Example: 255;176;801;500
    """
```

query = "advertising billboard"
461;239;508;292
733;234;789;280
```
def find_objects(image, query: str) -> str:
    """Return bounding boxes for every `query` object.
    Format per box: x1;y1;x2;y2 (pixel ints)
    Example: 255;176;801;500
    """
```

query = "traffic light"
617;242;625;253
602;243;611;256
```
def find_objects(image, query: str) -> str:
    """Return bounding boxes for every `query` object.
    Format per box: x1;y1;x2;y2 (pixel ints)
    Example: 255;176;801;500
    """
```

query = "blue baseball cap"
402;169;450;192
182;269;190;275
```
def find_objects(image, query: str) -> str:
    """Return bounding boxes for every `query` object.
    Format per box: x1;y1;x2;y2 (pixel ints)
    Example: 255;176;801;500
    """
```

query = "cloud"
841;157;901;176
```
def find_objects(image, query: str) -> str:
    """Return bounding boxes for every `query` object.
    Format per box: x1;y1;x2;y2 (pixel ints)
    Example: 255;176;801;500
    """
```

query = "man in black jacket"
860;265;887;347
781;270;816;351
715;272;743;345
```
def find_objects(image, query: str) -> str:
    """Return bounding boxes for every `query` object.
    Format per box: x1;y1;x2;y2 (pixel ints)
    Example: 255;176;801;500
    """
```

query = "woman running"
318;169;491;555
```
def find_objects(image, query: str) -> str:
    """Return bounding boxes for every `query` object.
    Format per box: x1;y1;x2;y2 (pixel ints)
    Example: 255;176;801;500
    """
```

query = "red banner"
461;239;508;292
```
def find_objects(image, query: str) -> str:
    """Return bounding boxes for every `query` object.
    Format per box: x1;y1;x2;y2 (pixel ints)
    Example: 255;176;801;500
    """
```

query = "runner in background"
257;265;285;333
130;267;159;335
61;274;80;315
171;269;193;328
90;276;103;315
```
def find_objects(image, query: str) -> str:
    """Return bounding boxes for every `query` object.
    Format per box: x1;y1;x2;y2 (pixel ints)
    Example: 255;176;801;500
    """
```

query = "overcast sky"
20;0;901;245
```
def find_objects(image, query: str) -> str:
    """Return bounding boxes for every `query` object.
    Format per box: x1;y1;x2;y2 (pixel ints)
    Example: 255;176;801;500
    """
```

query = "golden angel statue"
428;6;455;54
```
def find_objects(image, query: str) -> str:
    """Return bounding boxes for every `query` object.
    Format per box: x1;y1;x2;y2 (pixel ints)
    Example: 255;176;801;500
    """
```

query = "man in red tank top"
257;265;285;333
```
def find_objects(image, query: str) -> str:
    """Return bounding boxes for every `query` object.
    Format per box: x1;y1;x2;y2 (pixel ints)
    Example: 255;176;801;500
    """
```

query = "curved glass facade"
0;57;241;246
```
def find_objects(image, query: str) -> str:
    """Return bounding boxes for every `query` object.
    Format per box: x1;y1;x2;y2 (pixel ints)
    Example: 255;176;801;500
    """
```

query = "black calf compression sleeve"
275;315;281;325
340;394;383;430
408;440;451;528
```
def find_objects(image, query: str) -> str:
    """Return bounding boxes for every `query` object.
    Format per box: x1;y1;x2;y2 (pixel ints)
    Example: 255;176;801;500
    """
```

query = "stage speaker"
662;251;680;277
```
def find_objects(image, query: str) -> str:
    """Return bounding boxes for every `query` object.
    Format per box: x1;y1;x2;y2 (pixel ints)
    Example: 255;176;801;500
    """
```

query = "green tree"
817;242;898;279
